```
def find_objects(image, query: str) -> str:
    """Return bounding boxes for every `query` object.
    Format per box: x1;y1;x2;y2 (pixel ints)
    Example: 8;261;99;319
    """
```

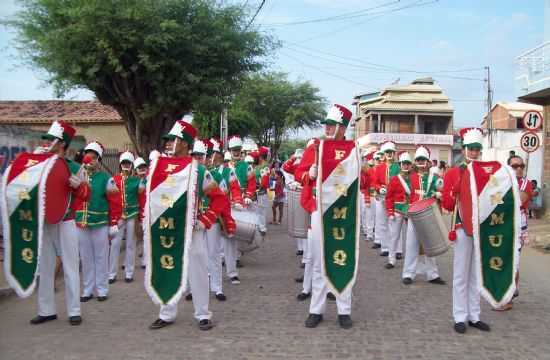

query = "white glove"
33;146;47;154
68;174;82;189
434;191;442;199
308;165;318;180
233;203;244;210
365;202;371;208
388;215;395;220
108;225;119;237
379;187;387;195
244;197;252;205
194;220;206;232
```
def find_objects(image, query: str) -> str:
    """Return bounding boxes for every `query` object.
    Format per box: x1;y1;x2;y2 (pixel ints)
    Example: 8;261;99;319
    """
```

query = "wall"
543;104;550;216
491;105;514;129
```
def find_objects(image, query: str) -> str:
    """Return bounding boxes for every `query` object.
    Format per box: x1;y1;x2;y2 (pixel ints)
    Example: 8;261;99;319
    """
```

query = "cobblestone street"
1;220;550;360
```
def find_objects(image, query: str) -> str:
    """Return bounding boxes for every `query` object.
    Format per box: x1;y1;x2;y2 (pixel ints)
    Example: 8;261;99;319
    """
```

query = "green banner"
323;179;359;293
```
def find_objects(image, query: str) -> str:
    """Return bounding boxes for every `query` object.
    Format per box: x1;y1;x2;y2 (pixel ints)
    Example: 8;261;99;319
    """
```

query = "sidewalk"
527;217;550;253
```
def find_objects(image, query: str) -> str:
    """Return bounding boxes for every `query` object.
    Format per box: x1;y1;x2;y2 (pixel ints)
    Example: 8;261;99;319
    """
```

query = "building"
516;0;550;215
354;77;454;164
481;102;544;130
0;100;132;150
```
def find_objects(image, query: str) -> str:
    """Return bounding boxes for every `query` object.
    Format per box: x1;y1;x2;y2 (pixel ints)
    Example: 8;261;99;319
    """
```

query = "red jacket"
295;140;320;213
360;167;371;205
518;177;533;210
282;157;298;175
385;173;410;216
441;164;474;236
373;161;398;193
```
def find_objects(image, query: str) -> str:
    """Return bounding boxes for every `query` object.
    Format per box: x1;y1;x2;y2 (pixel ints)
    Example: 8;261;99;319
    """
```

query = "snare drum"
408;198;450;257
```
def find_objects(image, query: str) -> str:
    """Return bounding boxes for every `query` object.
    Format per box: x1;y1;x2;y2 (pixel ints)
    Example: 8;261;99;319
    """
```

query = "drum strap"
397;174;411;196
519;177;528;192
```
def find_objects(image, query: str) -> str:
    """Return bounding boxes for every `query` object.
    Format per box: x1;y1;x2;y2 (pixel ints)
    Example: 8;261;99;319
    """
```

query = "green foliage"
277;139;307;161
8;0;272;153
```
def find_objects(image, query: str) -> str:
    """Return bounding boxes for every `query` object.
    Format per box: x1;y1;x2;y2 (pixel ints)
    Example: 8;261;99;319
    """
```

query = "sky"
0;0;547;135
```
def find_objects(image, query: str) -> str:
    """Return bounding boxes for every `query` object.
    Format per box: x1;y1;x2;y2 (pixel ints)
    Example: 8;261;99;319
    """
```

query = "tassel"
448;230;457;241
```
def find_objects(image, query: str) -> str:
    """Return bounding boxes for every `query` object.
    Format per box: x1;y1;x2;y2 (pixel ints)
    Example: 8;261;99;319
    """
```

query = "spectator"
270;170;286;225
529;180;542;219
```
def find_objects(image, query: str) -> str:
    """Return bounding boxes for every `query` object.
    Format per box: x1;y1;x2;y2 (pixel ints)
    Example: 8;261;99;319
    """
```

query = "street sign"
520;131;540;153
522;110;543;131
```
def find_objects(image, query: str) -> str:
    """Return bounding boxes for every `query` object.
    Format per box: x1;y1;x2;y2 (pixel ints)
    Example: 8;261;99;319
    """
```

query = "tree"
277;139;307;161
227;72;326;157
8;0;272;154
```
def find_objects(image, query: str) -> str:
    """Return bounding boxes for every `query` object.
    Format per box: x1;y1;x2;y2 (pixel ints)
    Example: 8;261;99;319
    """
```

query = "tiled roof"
0;101;122;124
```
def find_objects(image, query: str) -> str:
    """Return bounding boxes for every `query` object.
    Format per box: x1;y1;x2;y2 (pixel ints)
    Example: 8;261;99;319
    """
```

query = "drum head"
408;197;436;214
44;158;71;224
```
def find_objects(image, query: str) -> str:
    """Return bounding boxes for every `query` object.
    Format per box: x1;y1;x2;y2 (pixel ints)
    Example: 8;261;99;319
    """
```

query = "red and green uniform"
63;159;90;221
373;161;400;194
74;171;121;228
232;160;256;199
112;174;142;220
385;172;412;216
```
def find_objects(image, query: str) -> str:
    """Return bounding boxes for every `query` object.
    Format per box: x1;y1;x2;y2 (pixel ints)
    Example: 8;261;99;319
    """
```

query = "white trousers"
206;223;223;294
366;198;376;240
374;198;389;251
387;215;405;264
223;235;239;278
309;210;352;315
108;217;137;280
296;237;304;253
256;194;268;233
38;221;81;317
452;228;481;323
402;220;439;281
159;229;212;322
360;201;368;237
78;226;109;297
301;231;313;295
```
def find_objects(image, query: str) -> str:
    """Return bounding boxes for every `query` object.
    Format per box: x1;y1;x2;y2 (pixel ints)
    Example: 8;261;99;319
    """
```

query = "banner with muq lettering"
318;140;361;295
1;153;59;298
144;156;197;306
468;161;520;308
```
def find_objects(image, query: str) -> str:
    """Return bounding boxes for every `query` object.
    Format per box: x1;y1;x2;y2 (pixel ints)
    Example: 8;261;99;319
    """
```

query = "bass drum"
408;198;450;257
231;208;264;254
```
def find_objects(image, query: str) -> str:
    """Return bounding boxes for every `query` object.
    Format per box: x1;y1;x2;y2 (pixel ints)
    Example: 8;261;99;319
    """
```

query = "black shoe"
230;276;241;285
80;295;93;302
141;265;146;269
396;253;402;260
149;318;173;330
97;296;108;302
305;314;323;328
327;293;336;301
30;315;57;325
69;316;82;326
125;277;133;283
295;276;304;283
199;319;214;331
338;315;353;329
108;277;116;284
300;263;305;269
468;320;490;332
402;277;413;285
372;243;381;249
297;292;311;301
185;293;193;301
215;293;226;301
513;290;519;299
236;260;243;268
380;251;389;257
429;277;446;285
385;263;394;269
121;265;125;270
296;250;304;256
454;322;466;334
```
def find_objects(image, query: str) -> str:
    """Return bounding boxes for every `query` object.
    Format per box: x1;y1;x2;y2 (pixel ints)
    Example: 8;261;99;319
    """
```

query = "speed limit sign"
522;110;543;131
520;131;540;153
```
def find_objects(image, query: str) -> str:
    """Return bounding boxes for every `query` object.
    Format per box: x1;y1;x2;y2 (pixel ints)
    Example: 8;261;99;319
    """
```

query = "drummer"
401;146;445;285
385;151;413;269
373;142;400;257
30;121;89;326
369;151;383;249
282;149;306;256
133;156;148;270
360;150;374;242
441;128;491;334
255;146;271;235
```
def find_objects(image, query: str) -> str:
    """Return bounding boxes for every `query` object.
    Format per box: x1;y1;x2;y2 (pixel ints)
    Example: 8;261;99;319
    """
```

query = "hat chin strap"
47;138;59;153
166;137;178;157
325;124;340;139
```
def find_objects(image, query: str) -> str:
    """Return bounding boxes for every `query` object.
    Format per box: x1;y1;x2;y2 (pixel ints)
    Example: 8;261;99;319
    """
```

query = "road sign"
522;110;543;131
520;131;540;153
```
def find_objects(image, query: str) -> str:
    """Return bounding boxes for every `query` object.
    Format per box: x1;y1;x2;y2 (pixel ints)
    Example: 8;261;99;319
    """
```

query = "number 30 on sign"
520;131;540;153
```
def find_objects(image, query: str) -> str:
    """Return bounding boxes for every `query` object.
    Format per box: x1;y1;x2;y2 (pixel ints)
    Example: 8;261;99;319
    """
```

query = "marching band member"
385;151;412;269
373;142;400;257
282;149;305;256
441;128;491;334
108;151;144;283
402;146;445;285
360;150;373;242
149;121;228;331
255;146;271;235
133;156;148;270
364;151;377;243
76;141;122;302
295;104;356;329
30;121;89;326
369;151;383;248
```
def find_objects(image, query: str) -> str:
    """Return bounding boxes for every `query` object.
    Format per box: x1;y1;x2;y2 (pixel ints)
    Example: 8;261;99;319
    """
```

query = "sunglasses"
511;164;525;169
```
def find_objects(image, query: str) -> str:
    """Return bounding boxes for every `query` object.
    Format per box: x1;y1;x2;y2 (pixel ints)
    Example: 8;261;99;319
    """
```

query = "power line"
259;0;400;27
246;0;267;30
283;44;486;81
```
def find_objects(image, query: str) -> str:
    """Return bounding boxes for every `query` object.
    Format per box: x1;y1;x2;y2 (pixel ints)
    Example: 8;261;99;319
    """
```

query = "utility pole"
220;108;228;151
485;66;493;148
